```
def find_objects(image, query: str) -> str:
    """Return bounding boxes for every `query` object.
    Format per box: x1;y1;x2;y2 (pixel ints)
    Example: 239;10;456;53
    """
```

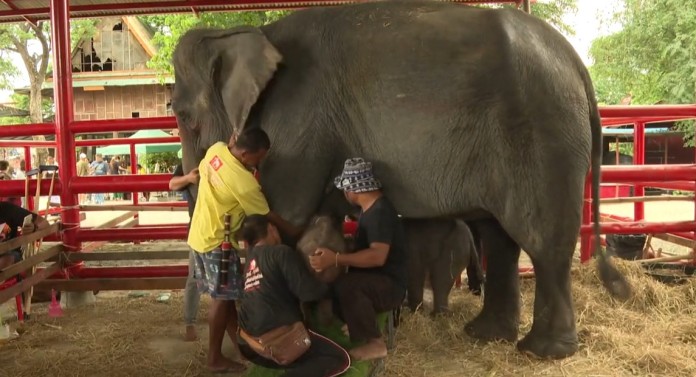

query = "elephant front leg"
517;253;578;359
464;220;520;342
429;272;455;316
429;253;462;316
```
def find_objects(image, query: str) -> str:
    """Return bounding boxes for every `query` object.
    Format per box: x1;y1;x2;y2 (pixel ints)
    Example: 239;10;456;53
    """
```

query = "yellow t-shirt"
187;142;270;252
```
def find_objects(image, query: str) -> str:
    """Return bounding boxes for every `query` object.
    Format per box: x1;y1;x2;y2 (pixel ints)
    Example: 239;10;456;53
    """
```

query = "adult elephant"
171;0;631;359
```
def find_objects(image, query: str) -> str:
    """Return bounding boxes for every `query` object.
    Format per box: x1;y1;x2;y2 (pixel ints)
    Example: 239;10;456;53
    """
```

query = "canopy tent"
96;129;181;156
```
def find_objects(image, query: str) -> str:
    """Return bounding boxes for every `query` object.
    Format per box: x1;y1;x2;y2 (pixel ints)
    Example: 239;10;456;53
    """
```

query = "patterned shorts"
192;247;244;301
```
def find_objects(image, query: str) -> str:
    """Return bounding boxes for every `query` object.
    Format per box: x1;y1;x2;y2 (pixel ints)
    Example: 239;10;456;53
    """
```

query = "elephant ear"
216;29;282;136
171;27;282;152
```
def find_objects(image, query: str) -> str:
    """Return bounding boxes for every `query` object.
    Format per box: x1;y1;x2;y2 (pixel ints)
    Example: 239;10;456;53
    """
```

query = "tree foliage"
589;0;696;144
0;20;97;123
142;11;290;77
589;0;696;105
484;0;578;36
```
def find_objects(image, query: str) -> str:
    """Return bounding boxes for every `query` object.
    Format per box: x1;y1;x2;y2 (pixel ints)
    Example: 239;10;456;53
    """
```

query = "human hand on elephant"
185;168;200;184
309;247;338;272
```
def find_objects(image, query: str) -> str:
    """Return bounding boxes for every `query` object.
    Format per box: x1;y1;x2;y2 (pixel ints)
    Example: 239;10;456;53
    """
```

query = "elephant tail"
585;72;632;301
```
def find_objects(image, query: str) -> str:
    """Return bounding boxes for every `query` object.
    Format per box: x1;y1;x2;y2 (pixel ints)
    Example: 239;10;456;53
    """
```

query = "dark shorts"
192;247;244;301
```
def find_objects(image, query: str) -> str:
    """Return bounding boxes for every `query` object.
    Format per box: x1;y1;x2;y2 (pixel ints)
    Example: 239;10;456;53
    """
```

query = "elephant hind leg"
516;244;578;359
464;219;520;343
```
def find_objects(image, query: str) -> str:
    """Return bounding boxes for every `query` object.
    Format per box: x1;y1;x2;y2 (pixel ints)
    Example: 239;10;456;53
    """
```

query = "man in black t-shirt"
310;158;407;361
0;202;49;271
169;163;200;341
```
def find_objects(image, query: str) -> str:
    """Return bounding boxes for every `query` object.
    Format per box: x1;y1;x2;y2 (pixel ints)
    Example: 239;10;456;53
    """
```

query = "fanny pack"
239;322;311;366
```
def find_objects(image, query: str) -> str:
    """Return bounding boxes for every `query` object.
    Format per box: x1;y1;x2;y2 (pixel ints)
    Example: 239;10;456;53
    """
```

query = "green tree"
0;92;52;126
0;20;97;165
486;0;578;35
588;0;696;144
142;11;290;77
0;20;97;124
589;0;696;105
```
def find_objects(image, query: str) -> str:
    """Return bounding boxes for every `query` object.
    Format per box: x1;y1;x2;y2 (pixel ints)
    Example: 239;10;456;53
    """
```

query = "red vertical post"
633;122;646;221
693;139;696;265
23;146;33;211
130;144;139;206
50;0;80;251
130;144;140;245
580;175;592;263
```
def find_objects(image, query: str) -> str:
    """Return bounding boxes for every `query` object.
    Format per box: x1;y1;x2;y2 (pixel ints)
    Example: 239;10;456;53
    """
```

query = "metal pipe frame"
0;1;522;22
50;0;80;253
0;140;55;147
74;136;179;147
76;226;189;242
633;122;646;221
1;0;695;285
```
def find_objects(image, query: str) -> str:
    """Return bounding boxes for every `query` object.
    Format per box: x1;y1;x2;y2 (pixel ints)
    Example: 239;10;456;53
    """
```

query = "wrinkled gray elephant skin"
171;0;631;359
404;218;479;316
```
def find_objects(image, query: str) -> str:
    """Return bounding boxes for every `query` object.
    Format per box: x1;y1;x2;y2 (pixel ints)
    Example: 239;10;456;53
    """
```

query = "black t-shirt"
0;202;36;240
239;244;328;337
352;196;408;289
172;164;195;221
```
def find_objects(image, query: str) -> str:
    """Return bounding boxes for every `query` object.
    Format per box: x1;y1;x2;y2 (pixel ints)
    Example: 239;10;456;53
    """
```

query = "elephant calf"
296;215;348;326
405;219;482;315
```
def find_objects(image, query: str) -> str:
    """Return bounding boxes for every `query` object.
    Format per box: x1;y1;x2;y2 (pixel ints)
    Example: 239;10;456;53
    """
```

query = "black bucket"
606;234;648;260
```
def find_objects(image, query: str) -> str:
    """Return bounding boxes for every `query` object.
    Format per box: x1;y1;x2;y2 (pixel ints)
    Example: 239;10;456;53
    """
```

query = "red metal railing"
0;0;695;282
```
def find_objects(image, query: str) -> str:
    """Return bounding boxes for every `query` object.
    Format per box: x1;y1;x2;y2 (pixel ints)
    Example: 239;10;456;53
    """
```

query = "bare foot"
208;356;246;374
349;338;388;361
183;325;198;342
341;324;350;337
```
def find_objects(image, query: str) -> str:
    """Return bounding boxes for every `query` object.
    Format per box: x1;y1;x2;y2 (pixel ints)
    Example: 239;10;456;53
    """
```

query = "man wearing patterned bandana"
309;157;407;361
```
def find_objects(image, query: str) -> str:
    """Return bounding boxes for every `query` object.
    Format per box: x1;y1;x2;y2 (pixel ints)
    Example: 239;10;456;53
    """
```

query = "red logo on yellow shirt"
209;156;223;171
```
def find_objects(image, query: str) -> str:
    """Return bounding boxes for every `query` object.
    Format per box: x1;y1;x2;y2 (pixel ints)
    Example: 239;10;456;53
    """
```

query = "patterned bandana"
333;157;382;193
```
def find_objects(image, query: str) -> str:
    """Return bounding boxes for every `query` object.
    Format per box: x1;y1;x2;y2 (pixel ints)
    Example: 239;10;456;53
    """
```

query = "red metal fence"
1;0;695;294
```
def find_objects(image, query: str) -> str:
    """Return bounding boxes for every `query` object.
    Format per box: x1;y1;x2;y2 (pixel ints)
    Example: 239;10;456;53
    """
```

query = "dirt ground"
0;198;694;376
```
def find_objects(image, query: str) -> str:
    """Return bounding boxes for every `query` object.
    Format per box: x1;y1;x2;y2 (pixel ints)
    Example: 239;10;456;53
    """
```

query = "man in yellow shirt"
188;128;300;374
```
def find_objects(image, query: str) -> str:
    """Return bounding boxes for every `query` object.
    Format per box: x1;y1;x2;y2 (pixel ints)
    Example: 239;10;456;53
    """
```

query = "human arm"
278;246;329;302
266;211;303;240
235;184;302;239
169;166;199;191
0;202;47;235
310;243;389;271
22;215;49;235
310;205;396;271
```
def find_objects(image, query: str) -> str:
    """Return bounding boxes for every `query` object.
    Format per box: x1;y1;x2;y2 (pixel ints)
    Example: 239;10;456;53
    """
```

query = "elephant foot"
516;329;578;359
464;313;517;342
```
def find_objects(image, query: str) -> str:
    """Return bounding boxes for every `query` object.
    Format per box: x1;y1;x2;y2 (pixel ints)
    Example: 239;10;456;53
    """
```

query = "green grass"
244;311;390;377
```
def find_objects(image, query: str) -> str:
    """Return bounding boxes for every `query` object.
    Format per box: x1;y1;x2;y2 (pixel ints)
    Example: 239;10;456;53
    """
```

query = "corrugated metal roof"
0;0;520;23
